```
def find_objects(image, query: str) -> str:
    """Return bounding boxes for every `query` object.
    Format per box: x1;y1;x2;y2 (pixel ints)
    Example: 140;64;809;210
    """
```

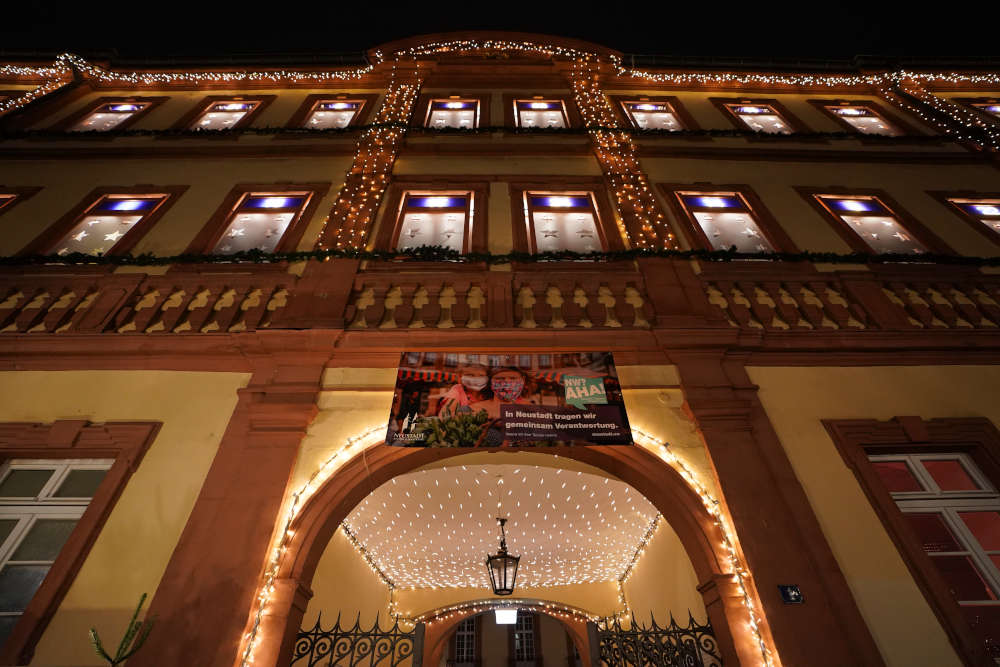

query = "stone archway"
251;444;767;667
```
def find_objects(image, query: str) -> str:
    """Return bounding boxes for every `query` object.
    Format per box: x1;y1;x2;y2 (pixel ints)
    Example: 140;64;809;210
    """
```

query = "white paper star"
104;230;123;242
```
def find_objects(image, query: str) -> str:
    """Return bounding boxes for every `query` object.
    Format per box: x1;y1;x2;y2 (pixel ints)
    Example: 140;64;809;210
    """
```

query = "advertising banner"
386;352;632;447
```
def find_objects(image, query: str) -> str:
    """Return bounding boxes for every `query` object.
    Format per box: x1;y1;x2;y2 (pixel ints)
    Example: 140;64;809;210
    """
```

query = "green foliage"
413;410;491;447
89;593;154;666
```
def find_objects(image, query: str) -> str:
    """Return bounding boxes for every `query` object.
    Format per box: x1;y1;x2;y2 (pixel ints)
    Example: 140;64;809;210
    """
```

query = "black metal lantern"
485;517;519;596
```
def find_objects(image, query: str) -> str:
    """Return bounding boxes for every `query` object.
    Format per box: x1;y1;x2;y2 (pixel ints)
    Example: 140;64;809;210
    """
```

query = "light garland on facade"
316;59;423;250
568;55;676;249
237;425;384;666
236;424;777;667
410;598;599;626
630;428;775;667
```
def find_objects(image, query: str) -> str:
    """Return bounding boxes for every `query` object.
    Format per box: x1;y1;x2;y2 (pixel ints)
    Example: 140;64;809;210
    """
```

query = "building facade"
0;32;999;667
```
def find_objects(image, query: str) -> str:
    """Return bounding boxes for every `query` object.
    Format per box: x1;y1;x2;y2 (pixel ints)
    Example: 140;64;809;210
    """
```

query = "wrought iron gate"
597;614;722;667
292;614;422;667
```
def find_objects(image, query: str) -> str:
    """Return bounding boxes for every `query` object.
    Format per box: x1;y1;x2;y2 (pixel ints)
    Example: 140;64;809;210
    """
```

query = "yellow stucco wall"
301;527;392;629
622;519;707;625
746;365;1000;667
0;370;249;667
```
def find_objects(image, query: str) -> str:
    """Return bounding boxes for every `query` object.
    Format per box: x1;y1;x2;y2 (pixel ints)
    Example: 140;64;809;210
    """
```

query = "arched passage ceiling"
344;461;657;589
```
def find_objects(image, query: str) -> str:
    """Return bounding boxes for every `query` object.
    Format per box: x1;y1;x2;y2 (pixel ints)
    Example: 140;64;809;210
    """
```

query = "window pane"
872;460;924;492
54;469;107;498
841;215;926;254
54;213;143;256
0;615;19;649
532;210;601;253
11;519;78;561
930;555;997;601
397;210;466;252
961;512;1000;551
692;211;774;253
0;564;49;612
0;470;53;498
903;513;962;552
0;519;18;546
924;459;980;492
213;212;294;254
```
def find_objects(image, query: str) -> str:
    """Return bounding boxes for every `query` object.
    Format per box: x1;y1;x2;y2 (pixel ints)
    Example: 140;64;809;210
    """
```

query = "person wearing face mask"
436;364;489;417
469;368;533;419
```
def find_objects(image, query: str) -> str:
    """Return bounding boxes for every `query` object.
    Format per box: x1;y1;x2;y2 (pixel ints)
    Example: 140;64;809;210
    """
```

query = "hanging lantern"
485;517;519;596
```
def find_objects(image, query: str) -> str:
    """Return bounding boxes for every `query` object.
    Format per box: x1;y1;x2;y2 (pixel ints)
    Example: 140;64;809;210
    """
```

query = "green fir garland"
4;245;1000;268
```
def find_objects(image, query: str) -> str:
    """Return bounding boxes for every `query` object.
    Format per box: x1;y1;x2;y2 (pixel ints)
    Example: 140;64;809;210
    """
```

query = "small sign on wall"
778;584;804;604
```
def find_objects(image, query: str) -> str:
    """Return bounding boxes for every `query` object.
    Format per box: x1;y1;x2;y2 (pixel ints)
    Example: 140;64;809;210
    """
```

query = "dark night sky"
1;3;998;62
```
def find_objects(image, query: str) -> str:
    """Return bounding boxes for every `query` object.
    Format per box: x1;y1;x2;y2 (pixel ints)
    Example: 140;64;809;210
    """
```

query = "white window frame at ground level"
0;459;113;642
870;453;1000;606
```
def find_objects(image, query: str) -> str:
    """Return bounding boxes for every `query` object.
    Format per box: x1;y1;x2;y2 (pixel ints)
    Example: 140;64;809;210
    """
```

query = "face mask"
491;376;525;402
462;375;488;391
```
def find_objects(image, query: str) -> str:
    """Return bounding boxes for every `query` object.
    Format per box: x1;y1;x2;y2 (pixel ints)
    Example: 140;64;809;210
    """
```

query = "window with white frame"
524;193;603;253
303;100;365;129
513;613;536;663
0;459;112;646
725;102;792;134
676;192;775;252
815;195;927;254
621;100;681;130
69;102;151;132
394;192;473;253
869;453;1000;636
453;616;476;664
212;192;313;254
825;104;901;136
192;100;259;130
426;99;479;129
514;100;568;128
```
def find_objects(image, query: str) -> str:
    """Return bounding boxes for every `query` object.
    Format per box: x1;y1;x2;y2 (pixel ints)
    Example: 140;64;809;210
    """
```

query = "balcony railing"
0;259;997;338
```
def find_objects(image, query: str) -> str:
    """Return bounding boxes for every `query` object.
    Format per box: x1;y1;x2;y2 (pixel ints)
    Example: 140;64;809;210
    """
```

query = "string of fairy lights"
233;423;776;667
1;46;996;260
569;55;677;249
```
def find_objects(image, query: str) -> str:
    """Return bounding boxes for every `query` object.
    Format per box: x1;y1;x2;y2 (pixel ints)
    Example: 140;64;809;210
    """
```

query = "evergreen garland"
5;245;1000;268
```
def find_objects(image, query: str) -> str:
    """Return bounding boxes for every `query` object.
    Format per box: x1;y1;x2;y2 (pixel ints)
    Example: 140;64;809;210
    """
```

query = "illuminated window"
515;99;568;128
191;100;260;130
621;100;682;130
675;192;775;252
425;99;479;129
394;192;473;253
68;102;151;132
49;195;168;256
725;102;793;134
303;99;365;129
814;195;927;254
453;616;477;664
971;102;1000;120
869;453;1000;641
524;193;603;253
824;104;902;136
945;197;1000;243
212;193;313;254
513;613;536;662
0;459;112;646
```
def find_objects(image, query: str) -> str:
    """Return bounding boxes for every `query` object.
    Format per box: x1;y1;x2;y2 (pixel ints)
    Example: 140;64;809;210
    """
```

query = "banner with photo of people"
386;352;633;447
